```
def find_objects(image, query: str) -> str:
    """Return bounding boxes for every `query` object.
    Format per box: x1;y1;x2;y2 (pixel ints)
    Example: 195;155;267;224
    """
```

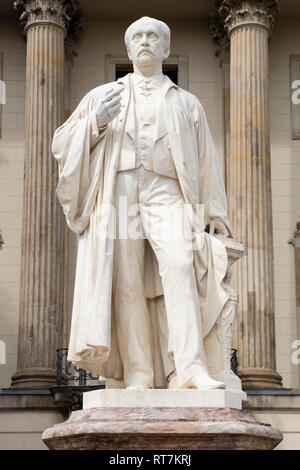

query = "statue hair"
124;16;171;49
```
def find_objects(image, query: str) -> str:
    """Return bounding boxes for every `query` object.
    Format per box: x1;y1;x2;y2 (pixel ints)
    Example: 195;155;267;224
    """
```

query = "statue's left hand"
209;219;229;237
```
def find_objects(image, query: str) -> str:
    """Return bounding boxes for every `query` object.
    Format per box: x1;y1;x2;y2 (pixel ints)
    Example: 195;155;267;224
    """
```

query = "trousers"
113;166;208;388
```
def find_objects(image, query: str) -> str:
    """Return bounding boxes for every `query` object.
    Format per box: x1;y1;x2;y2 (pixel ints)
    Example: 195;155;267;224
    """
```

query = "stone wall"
0;20;25;388
246;393;300;450
0;393;67;450
0;409;66;450
269;19;300;389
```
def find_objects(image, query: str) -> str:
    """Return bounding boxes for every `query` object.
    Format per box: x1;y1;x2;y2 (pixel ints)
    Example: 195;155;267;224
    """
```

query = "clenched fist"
96;85;124;130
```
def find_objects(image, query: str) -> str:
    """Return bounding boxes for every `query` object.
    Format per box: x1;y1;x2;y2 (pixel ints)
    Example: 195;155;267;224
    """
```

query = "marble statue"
52;17;241;392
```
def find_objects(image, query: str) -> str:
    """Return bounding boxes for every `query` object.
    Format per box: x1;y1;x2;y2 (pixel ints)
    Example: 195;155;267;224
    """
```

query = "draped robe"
52;73;232;384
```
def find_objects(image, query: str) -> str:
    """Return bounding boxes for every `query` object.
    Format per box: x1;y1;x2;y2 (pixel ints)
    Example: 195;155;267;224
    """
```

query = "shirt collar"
132;72;165;89
117;73;178;94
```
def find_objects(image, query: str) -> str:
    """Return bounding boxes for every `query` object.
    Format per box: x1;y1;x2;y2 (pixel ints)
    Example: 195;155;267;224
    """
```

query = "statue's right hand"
96;85;123;129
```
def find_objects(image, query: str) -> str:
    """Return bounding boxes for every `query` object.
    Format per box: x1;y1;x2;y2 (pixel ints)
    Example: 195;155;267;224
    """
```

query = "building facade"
0;0;299;450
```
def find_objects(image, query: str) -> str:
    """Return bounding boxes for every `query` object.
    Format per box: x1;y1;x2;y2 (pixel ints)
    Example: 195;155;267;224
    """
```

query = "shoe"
186;374;225;390
168;373;225;390
126;384;151;390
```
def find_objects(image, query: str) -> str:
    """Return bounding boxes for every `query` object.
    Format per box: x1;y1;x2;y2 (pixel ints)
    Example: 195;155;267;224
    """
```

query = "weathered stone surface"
219;0;282;389
219;0;279;36
0;391;68;412
11;0;80;389
42;406;283;450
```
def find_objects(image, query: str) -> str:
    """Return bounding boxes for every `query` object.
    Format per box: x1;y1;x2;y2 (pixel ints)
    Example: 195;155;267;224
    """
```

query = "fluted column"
11;0;79;388
219;0;282;388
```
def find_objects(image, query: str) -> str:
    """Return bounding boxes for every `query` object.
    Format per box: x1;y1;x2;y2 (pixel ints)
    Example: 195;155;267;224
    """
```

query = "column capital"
218;0;279;36
14;0;82;35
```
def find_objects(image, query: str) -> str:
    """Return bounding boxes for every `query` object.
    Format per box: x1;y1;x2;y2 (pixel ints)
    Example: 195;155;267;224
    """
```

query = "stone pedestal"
42;390;282;450
83;388;247;410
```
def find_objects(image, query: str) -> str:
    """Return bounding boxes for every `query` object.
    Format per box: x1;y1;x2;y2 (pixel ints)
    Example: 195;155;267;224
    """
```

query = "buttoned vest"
118;76;178;179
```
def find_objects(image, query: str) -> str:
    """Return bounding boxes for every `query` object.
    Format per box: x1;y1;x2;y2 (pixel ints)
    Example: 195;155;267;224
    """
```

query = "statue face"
126;19;169;68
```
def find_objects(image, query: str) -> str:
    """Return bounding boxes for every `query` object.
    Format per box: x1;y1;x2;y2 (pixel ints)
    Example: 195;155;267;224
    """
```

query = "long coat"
52;73;232;379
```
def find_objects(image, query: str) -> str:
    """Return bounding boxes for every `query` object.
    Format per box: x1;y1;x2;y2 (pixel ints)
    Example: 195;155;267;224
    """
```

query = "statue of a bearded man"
52;17;239;392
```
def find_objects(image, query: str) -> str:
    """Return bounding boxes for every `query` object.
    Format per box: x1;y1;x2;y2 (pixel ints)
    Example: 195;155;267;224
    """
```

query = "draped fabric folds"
52;74;232;381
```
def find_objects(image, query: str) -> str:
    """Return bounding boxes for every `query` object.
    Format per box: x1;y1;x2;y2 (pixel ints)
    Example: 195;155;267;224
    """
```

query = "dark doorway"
115;63;178;84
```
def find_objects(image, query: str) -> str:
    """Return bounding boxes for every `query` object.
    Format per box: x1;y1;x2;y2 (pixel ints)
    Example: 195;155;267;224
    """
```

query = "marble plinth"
42;390;282;450
83;388;247;410
42;406;282;450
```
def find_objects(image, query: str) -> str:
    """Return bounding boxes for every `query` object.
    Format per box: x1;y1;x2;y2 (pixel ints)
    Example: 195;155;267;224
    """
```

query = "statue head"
124;17;171;72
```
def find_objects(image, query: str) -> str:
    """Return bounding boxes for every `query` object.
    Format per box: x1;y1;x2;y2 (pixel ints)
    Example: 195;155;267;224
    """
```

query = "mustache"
138;48;153;55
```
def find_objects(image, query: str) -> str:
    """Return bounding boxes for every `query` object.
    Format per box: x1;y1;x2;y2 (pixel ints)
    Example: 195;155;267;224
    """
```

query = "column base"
42;405;282;450
11;368;57;389
238;368;283;389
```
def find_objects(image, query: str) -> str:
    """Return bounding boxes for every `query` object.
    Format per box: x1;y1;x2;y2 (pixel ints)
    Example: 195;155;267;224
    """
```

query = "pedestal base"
43;405;282;450
83;388;247;410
